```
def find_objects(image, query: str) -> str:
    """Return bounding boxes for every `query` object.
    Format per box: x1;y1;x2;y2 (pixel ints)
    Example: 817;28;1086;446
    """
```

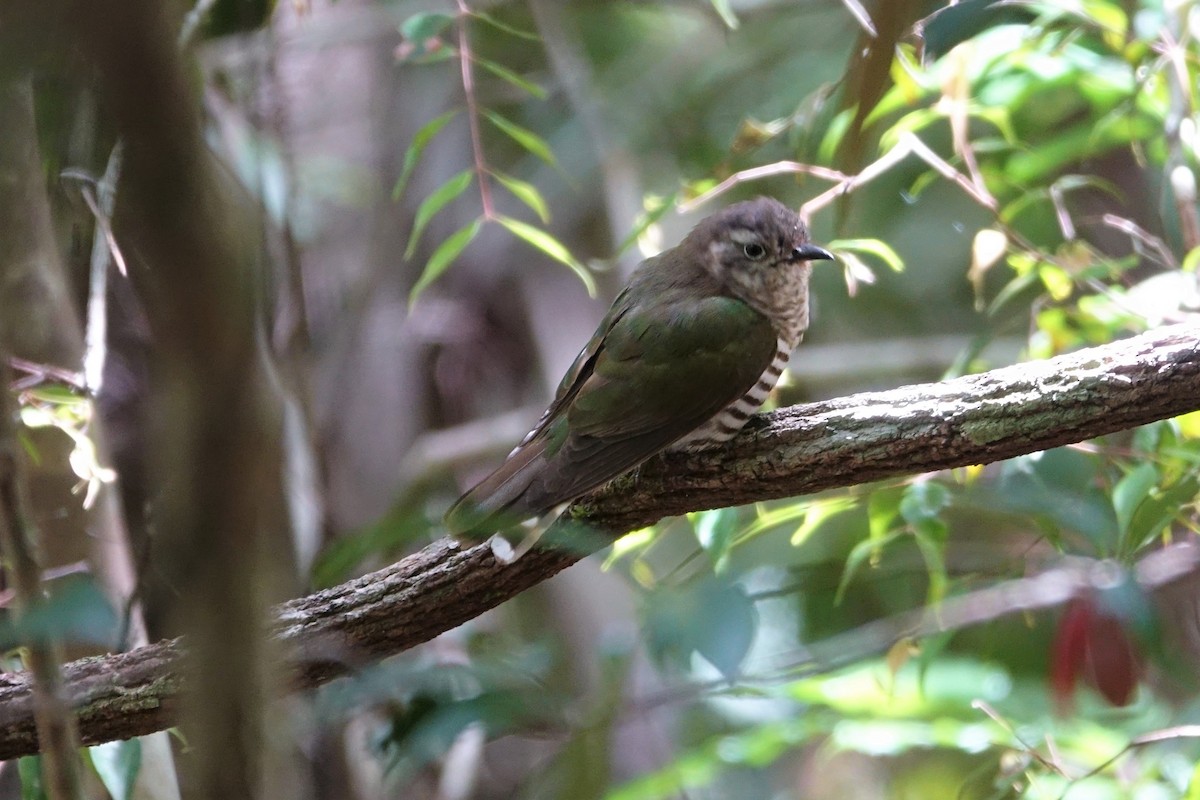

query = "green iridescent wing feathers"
444;291;776;535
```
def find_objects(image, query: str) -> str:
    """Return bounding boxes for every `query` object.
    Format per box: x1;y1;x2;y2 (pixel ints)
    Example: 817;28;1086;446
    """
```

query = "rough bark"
0;323;1196;759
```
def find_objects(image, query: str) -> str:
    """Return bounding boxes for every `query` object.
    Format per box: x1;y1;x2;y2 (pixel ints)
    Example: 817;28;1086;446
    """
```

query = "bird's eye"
743;242;766;260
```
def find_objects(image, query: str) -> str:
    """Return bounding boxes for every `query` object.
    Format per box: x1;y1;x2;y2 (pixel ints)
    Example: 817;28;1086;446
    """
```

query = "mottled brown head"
683;197;833;344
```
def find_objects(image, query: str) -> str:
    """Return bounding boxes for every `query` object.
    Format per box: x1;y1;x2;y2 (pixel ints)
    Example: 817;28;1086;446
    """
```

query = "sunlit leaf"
393;110;459;200
828;238;905;272
1124;475;1199;554
617;192;677;256
409;219;483;304
1183;246;1200;273
709;0;738;29
474;57;546;99
496;215;596;296
789;496;856;545
867;485;905;540
483;109;557;166
1038;263;1074;301
603;527;655;570
492;170;549;223
836;252;875;298
405;169;474;259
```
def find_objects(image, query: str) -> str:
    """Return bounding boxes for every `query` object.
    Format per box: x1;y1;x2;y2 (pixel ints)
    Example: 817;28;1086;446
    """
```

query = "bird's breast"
670;335;792;450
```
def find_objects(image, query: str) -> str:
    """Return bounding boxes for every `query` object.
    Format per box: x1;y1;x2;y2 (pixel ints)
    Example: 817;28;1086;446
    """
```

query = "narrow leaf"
410;219;483;304
483;110;557;166
89;740;142;800
836;530;906;604
472;10;540;40
492;171;549;223
616;193;677;255
496;215;596;296
912;525;949;605
393;110;459;201
475;57;546;99
710;0;739;29
400;12;454;42
691;507;739;572
828;238;905;272
899;481;950;525
405;169;474;259
1113;463;1157;535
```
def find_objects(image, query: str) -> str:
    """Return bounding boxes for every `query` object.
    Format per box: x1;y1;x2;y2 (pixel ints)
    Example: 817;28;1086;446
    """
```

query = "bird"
445;196;834;544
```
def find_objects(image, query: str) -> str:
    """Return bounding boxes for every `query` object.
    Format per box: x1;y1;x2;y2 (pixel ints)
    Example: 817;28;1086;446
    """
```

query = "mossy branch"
0;324;1197;758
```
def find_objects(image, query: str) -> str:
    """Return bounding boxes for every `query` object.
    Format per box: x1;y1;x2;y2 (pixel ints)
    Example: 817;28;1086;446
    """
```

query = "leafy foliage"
370;0;1200;796
8;0;1200;797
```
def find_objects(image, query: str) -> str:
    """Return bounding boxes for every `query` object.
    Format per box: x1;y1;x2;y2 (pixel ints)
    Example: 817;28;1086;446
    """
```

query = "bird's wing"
445;294;776;534
520;294;776;510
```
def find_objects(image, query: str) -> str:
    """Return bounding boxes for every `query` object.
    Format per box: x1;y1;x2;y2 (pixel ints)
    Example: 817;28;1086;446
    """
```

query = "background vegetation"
1;0;1200;798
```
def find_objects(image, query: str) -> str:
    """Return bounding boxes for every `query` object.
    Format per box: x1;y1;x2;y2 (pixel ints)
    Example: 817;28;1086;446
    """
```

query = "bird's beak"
792;243;835;262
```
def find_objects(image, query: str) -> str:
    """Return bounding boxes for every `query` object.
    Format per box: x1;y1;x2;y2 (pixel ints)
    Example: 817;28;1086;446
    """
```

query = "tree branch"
0;324;1197;758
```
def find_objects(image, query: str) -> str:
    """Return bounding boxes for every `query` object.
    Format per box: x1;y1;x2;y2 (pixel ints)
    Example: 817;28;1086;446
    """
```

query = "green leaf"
474;57;546;99
409;219;483;305
828;238;905;273
1124;474;1199;554
18;756;44;800
616;193;678;255
471;10;540;40
1113;463;1157;536
0;575;120;650
643;577;757;680
482;109;557;166
400;12;454;42
496;215;596;296
836;529;906;604
899;481;950;525
492;171;549;223
393;110;459;201
405;169;474;259
691;507;739;572
867;485;905;540
911;525;949;605
89;740;142;800
710;0;739;29
1183;246;1200;273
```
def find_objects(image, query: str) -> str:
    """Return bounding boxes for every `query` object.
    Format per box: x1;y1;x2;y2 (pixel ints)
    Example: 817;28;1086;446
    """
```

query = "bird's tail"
443;439;549;539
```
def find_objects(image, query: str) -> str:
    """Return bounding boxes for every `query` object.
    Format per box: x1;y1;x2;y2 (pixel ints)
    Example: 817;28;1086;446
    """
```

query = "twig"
678;162;849;214
1100;213;1179;271
73;145;125;394
801;132;998;224
455;0;493;219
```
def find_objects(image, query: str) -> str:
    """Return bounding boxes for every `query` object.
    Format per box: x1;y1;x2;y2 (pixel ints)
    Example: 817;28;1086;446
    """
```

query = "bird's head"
690;197;833;296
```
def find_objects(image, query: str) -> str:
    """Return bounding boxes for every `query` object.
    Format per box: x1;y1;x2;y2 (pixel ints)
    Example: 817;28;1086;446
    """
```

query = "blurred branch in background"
0;81;85;798
0;324;1194;757
69;0;293;795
